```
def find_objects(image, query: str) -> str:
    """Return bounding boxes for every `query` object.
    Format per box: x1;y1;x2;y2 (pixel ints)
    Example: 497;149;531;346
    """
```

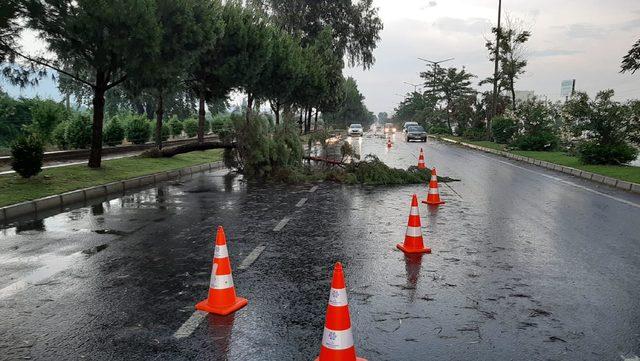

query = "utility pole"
403;81;421;93
418;57;454;93
490;0;502;136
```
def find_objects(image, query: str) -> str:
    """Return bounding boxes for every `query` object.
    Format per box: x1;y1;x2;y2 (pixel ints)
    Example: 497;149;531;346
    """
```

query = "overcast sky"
345;0;640;115
3;0;639;116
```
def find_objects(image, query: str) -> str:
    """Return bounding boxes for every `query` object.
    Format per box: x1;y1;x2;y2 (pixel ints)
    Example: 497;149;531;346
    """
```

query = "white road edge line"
238;244;267;270
273;217;290;232
309;185;319;193
174;310;208;339
476;153;640;209
296;197;308;207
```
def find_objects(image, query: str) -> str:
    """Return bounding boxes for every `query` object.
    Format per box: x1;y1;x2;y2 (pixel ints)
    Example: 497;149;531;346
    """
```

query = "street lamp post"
418;57;454;93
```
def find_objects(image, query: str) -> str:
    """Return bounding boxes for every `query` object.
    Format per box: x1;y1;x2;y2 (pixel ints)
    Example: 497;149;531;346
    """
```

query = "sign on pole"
561;80;575;97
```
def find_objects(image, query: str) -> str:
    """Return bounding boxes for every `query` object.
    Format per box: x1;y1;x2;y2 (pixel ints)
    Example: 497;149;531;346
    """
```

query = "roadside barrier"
397;194;432;254
195;226;248;316
417;148;426;170
315;262;367;361
422;168;445;205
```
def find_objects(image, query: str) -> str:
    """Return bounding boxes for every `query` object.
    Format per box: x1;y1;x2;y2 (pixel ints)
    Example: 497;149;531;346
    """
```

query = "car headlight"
392;128;397;132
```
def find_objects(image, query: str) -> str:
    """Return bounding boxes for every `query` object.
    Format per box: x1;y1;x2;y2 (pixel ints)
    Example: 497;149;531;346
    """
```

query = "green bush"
462;128;486;141
10;134;44;178
125;115;151;145
150;121;170;143
26;100;67;142
211;113;233;136
103;117;125;146
511;132;559;151
52;121;69;150
183;118;198;137
168;117;183;137
491;116;517;144
428;124;451;135
577;140;638;165
65;114;92;149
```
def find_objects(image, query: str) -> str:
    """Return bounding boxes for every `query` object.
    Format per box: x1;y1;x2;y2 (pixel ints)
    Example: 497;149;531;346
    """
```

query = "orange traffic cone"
397;195;431;254
195;226;248;316
422;168;445;205
315;263;367;361
417;148;426;170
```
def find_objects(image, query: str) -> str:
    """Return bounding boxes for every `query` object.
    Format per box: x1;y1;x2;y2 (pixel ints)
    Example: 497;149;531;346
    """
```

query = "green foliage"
103;117;125;146
183;118;199;137
429;124;452;135
462;128;486;141
65;114;92;149
342;155;431;185
168;117;183;137
511;98;559;151
25;99;67;142
621;38;640;74
0;93;37;146
125;115;152;145
323;77;374;129
10;134;44;178
491;115;517;143
577;140;638;165
211;113;233;135
51;121;69;150
564;90;639;164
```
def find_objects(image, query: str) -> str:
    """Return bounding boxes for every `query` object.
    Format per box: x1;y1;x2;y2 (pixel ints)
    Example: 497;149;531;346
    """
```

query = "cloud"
529;49;583;58
427;1;437;7
433;17;492;34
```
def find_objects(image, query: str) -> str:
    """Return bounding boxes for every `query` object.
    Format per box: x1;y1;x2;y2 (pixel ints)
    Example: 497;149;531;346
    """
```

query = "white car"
348;124;364;136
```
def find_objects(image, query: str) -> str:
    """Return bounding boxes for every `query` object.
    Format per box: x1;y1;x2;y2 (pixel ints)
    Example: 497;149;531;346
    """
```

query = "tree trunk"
298;110;303;133
510;78;516;110
246;93;254;123
198;91;206;144
88;72;106;168
314;109;319;130
155;93;164;150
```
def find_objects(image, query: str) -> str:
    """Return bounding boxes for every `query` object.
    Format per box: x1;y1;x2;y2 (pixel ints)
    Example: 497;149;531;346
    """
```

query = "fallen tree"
141;141;236;158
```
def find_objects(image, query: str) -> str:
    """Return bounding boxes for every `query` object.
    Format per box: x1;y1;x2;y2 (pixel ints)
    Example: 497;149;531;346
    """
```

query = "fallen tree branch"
303;156;345;167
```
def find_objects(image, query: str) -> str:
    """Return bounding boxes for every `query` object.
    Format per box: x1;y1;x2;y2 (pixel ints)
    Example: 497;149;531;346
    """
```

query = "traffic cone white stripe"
409;207;419;216
322;327;355;350
430;175;437;181
405;225;422;237
214;245;229;258
329;288;349;307
210;273;234;290
428;188;439;195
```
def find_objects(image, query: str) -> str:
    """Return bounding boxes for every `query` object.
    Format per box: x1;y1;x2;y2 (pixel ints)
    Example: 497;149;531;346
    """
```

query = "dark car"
405;125;427;142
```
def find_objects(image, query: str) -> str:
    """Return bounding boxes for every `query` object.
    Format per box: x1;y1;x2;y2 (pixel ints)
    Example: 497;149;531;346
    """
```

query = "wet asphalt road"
1;133;639;360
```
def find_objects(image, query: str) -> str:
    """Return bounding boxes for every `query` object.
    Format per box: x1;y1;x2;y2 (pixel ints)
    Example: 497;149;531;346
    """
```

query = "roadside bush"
512;98;560;151
65;114;92;149
26;100;67;142
428;124;451;135
462;128;486;141
511;132;559;151
491;116;517;143
51;121;69;150
183;118;198;137
168;117;183;138
211;113;233;136
10;134;44;178
125;115;151;144
103;117;125;146
577;140;638;165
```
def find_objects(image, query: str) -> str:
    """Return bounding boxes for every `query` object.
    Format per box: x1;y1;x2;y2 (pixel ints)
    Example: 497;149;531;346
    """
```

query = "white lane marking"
0;251;84;300
273;217;290;232
309;185;319;193
238;244;266;270
173;310;208;339
296;197;308;207
475;153;640;209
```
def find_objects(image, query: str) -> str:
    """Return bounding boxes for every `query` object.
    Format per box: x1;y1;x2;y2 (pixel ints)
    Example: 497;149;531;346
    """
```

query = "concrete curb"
430;135;640;195
0;161;226;226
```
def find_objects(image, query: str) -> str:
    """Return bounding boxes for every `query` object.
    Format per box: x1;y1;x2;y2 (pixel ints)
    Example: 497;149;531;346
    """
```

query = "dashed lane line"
173;243;268;339
173;311;208;339
296;197;307;207
309;185;319;193
273;217;290;232
238;244;267;270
